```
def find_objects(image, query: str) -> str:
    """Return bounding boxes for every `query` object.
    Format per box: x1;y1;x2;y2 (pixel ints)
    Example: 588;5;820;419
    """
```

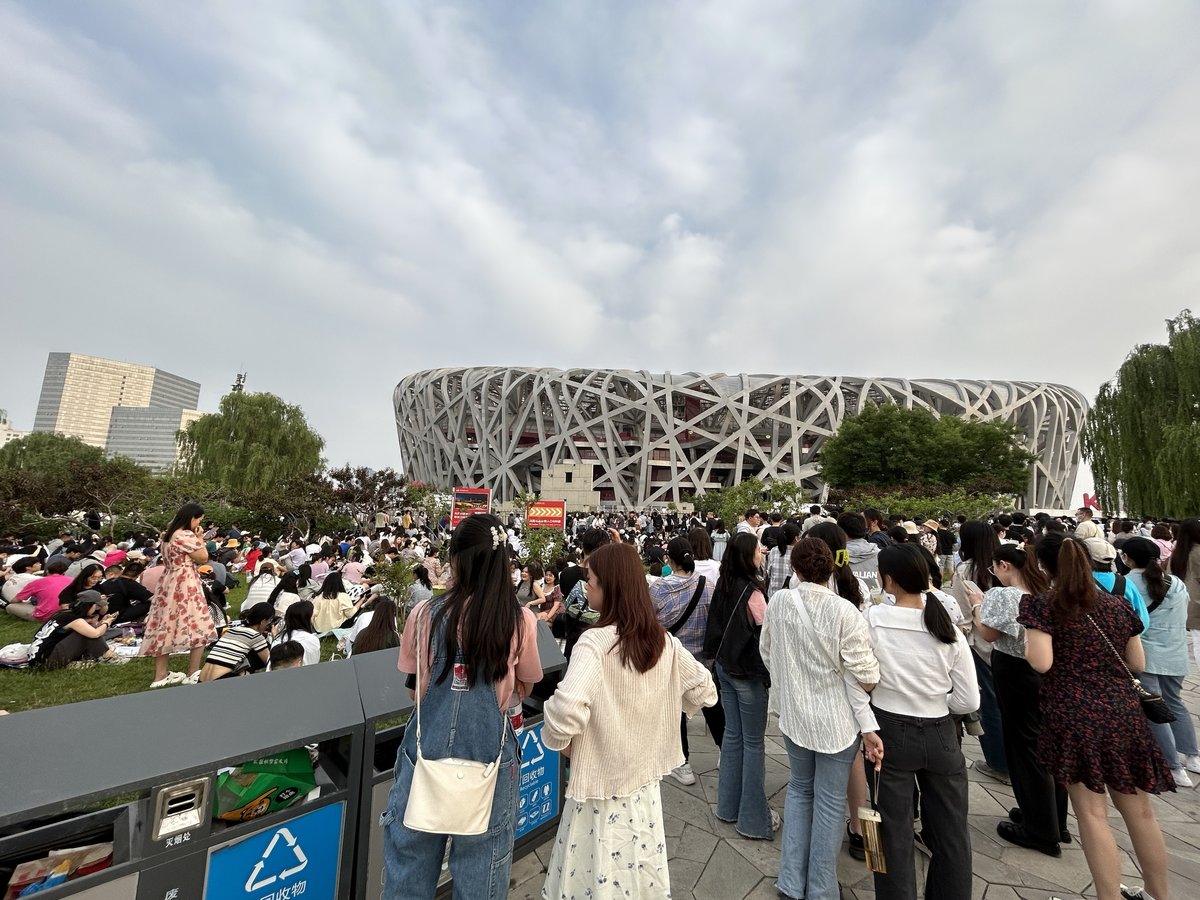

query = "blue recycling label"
205;802;343;900
516;722;560;839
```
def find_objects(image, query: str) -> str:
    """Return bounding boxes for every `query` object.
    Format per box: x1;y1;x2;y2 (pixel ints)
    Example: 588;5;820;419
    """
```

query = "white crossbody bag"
403;619;506;836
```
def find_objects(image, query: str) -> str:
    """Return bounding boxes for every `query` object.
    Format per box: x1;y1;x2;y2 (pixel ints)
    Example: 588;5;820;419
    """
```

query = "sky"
3;1;1199;493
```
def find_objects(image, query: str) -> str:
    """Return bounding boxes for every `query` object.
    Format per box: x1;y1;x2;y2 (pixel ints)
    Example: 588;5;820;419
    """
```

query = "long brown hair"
993;544;1049;596
1035;532;1096;620
588;543;665;674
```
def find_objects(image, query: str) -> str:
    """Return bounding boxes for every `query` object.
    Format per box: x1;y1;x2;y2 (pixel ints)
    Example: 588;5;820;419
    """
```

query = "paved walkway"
509;671;1200;899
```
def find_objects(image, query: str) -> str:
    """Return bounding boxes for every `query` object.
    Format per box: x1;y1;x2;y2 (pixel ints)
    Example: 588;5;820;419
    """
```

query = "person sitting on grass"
197;602;275;682
29;592;128;669
268;640;305;671
270;600;321;665
7;557;74;622
99;561;153;624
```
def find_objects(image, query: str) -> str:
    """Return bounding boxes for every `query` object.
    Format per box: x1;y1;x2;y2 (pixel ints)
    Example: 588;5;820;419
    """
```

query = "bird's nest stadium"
394;368;1087;509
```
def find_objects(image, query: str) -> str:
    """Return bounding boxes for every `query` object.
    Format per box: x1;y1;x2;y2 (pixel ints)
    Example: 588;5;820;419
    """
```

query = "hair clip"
491;526;505;550
834;549;849;567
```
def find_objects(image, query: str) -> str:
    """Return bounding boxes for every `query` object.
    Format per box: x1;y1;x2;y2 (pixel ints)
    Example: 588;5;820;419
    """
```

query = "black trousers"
871;708;972;900
991;650;1068;843
680;699;726;759
46;633;109;669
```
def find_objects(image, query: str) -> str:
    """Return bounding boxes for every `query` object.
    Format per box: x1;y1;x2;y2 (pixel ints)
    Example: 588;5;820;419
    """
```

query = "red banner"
526;499;566;530
451;487;491;527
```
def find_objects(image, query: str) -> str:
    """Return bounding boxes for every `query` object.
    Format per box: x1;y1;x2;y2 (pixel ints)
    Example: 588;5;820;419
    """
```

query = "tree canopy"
818;403;1036;495
1082;310;1200;517
178;391;325;492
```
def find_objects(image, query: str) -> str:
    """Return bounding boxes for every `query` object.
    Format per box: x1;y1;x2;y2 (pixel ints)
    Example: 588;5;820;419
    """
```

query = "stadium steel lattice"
394;368;1088;509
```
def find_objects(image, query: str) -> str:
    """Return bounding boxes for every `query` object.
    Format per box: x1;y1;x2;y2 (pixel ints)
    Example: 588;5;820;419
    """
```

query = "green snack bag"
213;749;317;822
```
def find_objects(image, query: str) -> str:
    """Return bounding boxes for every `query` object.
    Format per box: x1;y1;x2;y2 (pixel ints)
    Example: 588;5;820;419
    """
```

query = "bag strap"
668;576;706;634
1086;613;1139;686
1111;571;1126;598
413;606;508;765
793;588;841;673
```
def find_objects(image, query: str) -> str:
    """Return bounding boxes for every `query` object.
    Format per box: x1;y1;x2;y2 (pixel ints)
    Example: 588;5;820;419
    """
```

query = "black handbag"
1087;614;1175;724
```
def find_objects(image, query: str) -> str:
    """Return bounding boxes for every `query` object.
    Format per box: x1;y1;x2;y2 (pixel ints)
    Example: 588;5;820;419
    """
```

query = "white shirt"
345;610;374;656
863;604;979;721
694;559;721;586
271;630;321;666
760;583;880;753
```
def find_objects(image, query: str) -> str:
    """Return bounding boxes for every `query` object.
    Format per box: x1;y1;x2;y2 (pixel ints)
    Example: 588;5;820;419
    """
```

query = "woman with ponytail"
1018;533;1172;900
383;514;543;899
865;544;979;900
1121;536;1199;789
965;544;1068;856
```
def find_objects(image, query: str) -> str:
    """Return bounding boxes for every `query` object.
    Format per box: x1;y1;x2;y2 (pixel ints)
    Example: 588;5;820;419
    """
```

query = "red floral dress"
1018;590;1174;794
140;529;217;656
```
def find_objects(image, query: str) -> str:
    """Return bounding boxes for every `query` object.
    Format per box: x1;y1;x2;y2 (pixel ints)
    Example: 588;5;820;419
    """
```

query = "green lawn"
0;584;342;714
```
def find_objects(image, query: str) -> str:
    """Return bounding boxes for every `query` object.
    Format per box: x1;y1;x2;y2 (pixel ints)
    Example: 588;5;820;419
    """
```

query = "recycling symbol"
244;826;308;892
520;729;545;766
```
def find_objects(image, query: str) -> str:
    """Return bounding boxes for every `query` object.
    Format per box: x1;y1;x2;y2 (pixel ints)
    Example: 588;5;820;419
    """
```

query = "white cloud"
1;0;1198;476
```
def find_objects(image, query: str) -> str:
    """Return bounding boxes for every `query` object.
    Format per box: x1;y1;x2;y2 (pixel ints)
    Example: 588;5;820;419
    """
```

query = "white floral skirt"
542;779;671;900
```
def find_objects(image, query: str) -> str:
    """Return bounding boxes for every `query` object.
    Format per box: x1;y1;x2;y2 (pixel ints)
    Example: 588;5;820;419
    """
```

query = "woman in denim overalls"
383;514;543;899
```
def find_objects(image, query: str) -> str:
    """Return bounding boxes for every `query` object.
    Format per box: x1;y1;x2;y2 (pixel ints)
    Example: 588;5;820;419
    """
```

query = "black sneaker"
997;820;1061;857
846;821;865;861
1008;807;1072;844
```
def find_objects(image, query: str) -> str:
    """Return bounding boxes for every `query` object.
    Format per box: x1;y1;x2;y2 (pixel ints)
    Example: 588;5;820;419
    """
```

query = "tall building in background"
32;352;201;471
0;410;29;449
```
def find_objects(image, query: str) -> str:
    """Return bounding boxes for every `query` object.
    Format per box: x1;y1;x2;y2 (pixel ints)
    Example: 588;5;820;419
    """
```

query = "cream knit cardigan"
542;624;718;800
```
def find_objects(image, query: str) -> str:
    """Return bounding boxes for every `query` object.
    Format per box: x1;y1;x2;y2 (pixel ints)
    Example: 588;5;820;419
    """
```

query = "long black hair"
428;514;523;687
164;503;204;544
715;532;766;596
1034;531;1097;620
1169;518;1200;580
958;520;1001;589
354;596;400;655
413;565;433;591
280;600;315;641
319;571;345;599
808;522;861;606
267;572;301;607
1122;536;1172;606
877;544;957;644
59;563;103;606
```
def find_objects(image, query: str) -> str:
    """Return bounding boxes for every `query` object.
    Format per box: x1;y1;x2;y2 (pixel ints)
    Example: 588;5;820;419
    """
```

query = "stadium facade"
394;368;1088;509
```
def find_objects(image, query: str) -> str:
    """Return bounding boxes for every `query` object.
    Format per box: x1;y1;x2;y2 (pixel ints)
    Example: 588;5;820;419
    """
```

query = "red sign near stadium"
451;487;492;527
526;500;566;530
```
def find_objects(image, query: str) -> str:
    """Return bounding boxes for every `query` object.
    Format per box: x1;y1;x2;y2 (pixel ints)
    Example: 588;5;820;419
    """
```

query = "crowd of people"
3;501;1199;900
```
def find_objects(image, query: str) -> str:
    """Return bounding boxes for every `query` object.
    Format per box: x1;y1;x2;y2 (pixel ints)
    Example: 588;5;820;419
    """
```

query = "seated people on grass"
197;602;275;682
268;640;305;671
7;558;73;622
30;592;127;669
270;600;321;665
99;561;153;623
2;556;43;605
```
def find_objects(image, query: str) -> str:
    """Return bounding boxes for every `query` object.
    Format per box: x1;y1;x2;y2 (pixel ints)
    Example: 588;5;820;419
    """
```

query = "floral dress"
542;780;670;900
1017;590;1174;794
140;529;216;656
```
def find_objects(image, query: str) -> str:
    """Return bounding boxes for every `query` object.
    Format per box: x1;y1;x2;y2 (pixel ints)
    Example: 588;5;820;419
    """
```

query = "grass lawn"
0;583;344;714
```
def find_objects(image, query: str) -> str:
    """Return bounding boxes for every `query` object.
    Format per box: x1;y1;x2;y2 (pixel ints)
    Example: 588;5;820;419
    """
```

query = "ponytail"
1142;560;1169;606
1120;536;1171;605
1036;532;1096;620
922;591;958;645
994;544;1049;595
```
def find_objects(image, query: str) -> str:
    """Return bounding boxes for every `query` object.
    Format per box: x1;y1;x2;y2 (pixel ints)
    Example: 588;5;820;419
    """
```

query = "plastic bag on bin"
213;748;317;822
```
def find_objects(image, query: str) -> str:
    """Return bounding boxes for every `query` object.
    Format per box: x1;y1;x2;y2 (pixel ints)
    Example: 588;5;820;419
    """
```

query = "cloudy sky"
3;1;1199;484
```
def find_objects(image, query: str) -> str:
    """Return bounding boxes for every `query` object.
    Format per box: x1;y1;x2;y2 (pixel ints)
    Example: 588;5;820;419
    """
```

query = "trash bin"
0;660;366;900
349;621;568;899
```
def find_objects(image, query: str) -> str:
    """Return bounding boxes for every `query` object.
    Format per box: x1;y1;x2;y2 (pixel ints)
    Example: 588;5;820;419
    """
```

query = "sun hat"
902;521;920;536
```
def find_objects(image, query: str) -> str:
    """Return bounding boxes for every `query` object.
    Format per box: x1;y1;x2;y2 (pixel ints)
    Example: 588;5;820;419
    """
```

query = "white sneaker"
185;671;202;684
668;762;697;786
149;671;187;688
1120;886;1157;900
1171;767;1194;788
1184;754;1200;775
715;751;721;770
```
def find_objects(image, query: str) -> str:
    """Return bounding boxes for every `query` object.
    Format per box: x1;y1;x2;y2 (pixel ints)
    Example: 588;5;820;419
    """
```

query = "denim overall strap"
411;600;508;765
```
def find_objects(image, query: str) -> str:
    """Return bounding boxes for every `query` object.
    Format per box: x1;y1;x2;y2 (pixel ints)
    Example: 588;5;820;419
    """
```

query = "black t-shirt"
558;564;586;598
760;525;782;550
100;578;152;615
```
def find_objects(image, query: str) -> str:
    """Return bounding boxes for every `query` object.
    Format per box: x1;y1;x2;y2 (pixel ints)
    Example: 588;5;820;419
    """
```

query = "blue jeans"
776;736;859;900
973;650;1008;775
1140;672;1199;763
716;664;772;839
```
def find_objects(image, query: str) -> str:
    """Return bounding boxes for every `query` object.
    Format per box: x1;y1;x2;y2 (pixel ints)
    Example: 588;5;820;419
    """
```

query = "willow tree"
1082;311;1200;517
178;391;325;493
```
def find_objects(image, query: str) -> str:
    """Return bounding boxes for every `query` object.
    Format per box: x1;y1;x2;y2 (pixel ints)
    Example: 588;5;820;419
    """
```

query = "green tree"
0;432;105;471
178;392;325;493
328;465;408;528
1083;310;1200;517
819;403;1035;495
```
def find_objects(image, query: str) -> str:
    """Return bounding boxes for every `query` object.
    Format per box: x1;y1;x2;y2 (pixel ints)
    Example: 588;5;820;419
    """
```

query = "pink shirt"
399;601;543;711
748;589;766;626
15;574;74;620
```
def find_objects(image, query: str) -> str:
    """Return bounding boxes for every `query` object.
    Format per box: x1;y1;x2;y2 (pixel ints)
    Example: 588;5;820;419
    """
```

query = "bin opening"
0;806;129;900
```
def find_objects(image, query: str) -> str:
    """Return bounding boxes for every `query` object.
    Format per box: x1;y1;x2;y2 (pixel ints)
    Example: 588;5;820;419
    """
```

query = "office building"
33;352;201;471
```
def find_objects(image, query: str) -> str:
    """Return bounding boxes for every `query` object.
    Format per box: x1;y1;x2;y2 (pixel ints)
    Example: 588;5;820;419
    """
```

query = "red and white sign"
526;499;566;530
451;487;492;527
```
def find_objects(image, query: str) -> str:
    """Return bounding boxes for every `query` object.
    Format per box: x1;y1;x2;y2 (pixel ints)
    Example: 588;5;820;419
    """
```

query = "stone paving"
509;671;1200;899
